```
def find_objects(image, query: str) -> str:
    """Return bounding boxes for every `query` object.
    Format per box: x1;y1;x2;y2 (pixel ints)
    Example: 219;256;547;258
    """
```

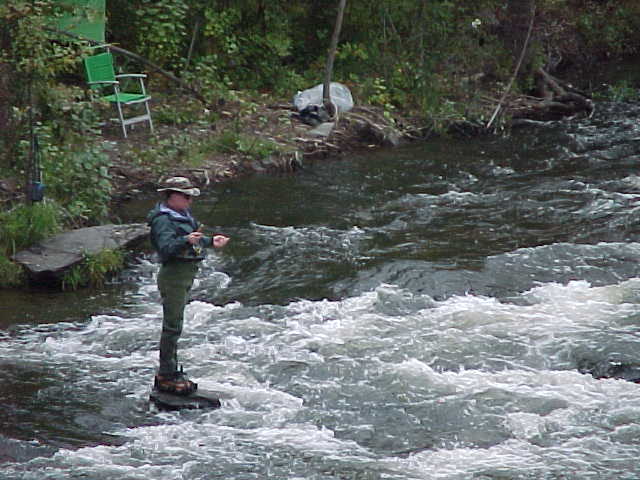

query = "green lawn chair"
83;51;154;138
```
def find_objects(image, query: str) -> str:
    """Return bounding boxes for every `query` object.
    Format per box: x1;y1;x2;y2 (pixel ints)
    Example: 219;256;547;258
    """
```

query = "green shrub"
0;1;91;171
36;124;113;224
61;264;83;291
576;2;640;58
125;132;206;171
0;256;25;288
0;201;62;256
135;0;188;70
84;248;125;287
596;81;640;102
62;248;125;290
212;131;283;161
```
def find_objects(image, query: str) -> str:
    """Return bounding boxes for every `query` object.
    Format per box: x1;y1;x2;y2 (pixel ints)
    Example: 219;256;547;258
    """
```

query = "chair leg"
145;100;154;134
115;102;127;138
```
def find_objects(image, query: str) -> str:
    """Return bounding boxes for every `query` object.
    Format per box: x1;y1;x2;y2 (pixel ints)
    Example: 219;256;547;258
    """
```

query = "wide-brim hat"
157;176;201;196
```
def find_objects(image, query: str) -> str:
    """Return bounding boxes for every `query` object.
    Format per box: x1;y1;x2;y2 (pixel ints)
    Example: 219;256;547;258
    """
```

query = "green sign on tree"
54;0;105;42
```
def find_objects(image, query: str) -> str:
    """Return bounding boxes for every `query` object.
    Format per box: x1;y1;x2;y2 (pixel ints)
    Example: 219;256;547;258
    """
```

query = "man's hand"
212;235;229;248
186;232;203;245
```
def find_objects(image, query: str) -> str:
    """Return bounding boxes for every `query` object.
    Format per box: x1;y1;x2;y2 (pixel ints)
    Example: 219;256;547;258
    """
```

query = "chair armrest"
116;74;147;79
88;80;119;85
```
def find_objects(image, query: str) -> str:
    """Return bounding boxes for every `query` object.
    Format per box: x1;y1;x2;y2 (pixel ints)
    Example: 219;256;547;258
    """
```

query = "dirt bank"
101;95;429;203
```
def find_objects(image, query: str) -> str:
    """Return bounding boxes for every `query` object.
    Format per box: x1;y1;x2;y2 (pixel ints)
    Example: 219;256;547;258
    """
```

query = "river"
2;100;640;479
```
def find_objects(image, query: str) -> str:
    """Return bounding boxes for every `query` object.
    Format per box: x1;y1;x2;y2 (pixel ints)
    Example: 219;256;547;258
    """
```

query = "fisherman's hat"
157;176;201;196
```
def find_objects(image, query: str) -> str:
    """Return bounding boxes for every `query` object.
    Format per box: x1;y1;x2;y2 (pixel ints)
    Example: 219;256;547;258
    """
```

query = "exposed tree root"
496;68;594;125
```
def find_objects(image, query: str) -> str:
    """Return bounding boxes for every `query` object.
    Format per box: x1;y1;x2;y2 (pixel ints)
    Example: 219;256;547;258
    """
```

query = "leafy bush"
0;1;91;170
135;0;188;70
40;141;113;223
0;201;61;256
28;117;112;224
0;256;24;289
62;248;125;290
576;2;640;58
212;131;283;161
125;131;208;172
1;3;111;227
596;81;640;102
83;248;125;287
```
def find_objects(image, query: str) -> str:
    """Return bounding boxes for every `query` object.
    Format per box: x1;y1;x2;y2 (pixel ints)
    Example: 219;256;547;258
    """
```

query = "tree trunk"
322;0;347;118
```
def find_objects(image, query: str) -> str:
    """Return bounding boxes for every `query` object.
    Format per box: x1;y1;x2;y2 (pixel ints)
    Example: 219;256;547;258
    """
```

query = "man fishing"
147;176;229;395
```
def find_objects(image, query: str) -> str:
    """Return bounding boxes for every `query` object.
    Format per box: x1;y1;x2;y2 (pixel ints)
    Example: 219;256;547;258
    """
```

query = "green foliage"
357;77;396;120
153;98;217;127
125;131;209;171
103;0;508;115
73;0;640;125
201;7;242;56
135;0;188;70
213;131;283;161
1;1;111;227
62;248;125;290
0;1;86;78
179;56;231;104
0;201;61;256
61;264;84;291
194;4;303;94
576;1;640;57
0;1;91;170
596;81;640;102
0;256;24;289
45;84;103;138
34;123;112;223
83;248;125;287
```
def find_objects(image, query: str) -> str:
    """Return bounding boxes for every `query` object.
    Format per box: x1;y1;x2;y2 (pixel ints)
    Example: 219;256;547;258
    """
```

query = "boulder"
308;121;335;137
13;223;149;283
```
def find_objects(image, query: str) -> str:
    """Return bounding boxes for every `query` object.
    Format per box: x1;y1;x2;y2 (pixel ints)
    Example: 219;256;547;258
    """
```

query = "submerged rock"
13;223;149;283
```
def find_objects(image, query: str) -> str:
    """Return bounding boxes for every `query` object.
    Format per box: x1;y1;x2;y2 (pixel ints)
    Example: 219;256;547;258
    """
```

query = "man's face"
167;191;193;211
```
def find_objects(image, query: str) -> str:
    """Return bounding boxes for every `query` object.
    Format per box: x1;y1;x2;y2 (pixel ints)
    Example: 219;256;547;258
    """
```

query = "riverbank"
1;56;638;290
100;93;431;202
0;88;436;289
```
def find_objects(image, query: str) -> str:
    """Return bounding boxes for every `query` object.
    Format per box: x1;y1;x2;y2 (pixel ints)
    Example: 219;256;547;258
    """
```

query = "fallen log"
507;68;594;121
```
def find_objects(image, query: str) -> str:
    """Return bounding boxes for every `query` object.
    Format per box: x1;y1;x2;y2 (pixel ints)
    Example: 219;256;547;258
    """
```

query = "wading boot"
154;367;197;396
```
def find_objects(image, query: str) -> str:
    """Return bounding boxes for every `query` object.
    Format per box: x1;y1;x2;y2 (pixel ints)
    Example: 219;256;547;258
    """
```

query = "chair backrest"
84;52;116;89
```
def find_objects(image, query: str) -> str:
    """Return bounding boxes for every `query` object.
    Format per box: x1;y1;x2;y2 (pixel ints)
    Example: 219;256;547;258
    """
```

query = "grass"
62;248;125;291
0;256;24;288
0;201;62;257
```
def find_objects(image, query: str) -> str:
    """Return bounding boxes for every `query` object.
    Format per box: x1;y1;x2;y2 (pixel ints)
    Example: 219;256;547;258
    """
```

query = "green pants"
157;261;200;376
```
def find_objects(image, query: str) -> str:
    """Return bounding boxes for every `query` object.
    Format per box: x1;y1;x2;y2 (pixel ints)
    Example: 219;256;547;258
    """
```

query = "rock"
308;122;335;137
356;119;401;147
149;388;223;411
13;223;149;283
0;178;18;194
380;126;401;147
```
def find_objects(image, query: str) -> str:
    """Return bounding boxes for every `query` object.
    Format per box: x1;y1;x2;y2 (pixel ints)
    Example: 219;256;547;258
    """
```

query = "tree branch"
486;4;536;130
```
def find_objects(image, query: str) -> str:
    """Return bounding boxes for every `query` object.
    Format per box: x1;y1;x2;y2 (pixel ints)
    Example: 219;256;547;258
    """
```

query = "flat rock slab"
308;121;335;137
13;223;149;281
150;389;223;411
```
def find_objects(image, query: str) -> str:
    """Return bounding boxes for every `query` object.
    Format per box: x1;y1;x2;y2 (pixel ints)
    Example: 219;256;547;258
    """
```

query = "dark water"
3;101;640;478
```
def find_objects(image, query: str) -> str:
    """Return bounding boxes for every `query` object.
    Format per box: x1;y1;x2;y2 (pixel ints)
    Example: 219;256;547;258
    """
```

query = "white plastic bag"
293;82;354;113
